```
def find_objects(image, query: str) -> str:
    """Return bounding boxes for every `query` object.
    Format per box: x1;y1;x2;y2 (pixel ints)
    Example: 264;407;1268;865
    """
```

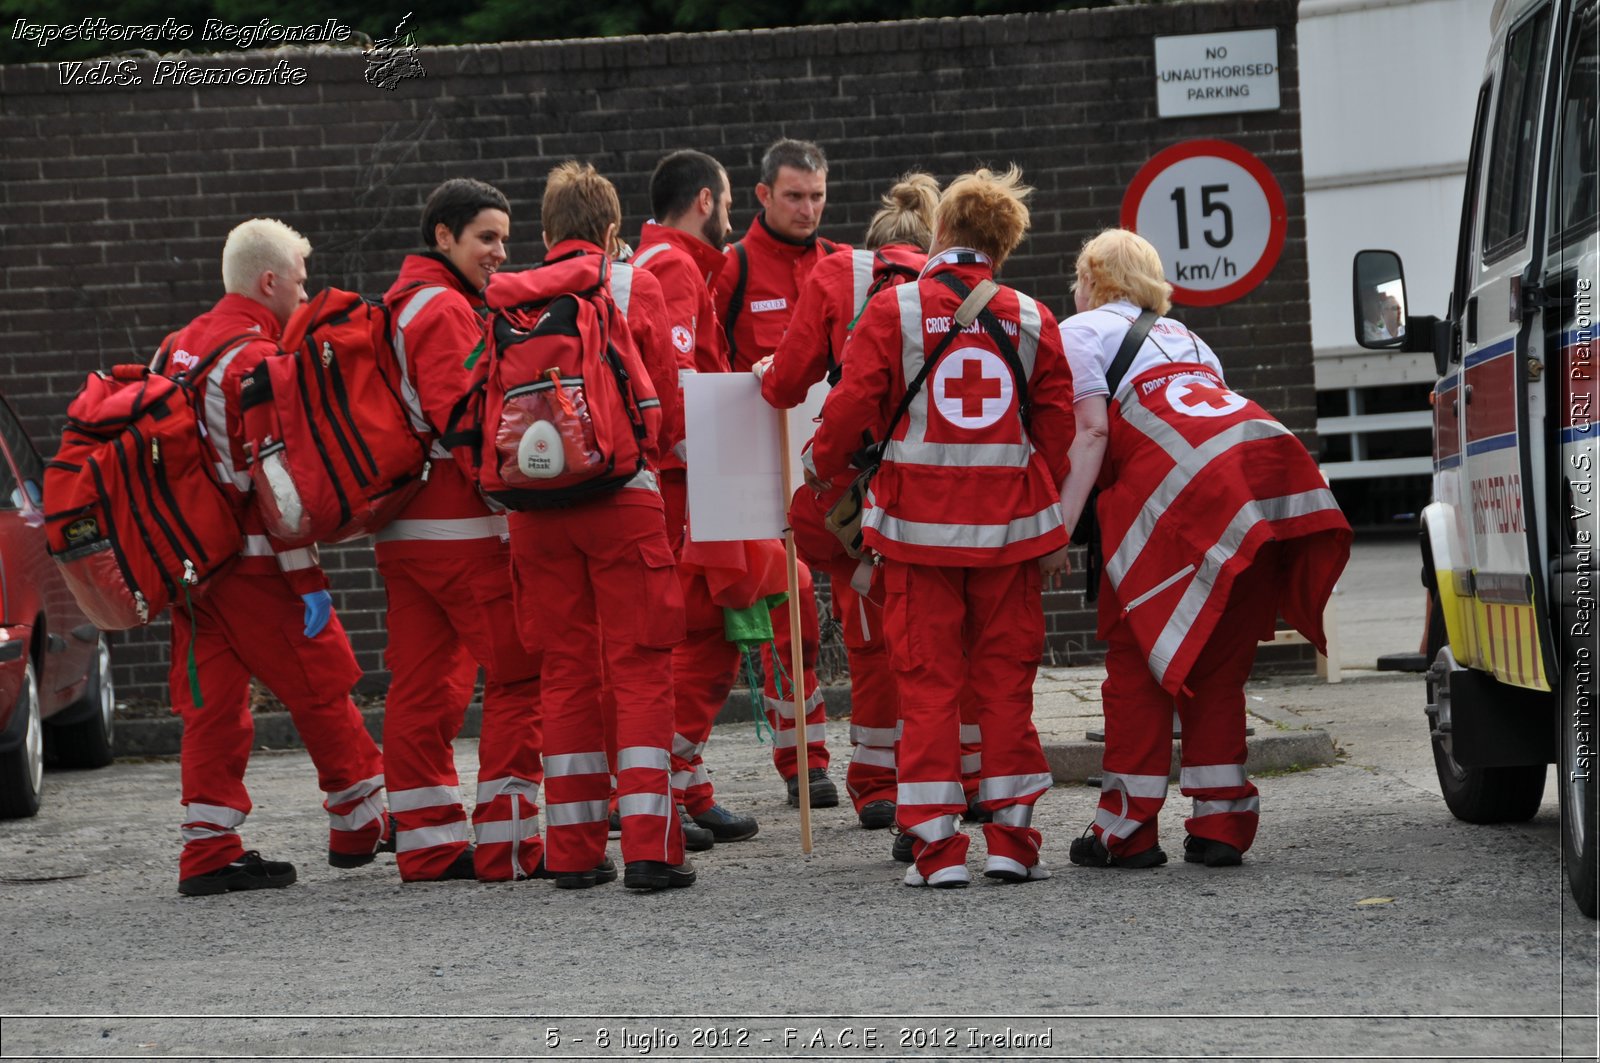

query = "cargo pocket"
630;533;686;649
881;562;915;674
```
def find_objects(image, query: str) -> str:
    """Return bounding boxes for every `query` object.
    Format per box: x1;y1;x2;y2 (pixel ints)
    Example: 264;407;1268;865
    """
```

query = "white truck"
1353;0;1597;916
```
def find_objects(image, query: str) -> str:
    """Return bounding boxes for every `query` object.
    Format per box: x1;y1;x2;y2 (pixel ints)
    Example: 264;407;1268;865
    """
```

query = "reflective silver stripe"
671;765;711;790
958;723;982;743
961;752;982;774
884;439;1035;468
638;397;661;409
544;752;610;777
329;794;385;832
1193;795;1261;818
849;723;900;746
1101;771;1169;799
611;262;635;319
387;787;464;813
326;774;384;807
181;823;239;844
183;802;246;829
1147;489;1342;685
672;733;706;760
1094;805;1146;842
773;722;826;748
897;781;965;807
376;515;508;543
396;822;471;853
632;244;669;269
619;792;673;818
868;503;1064;552
277;546;318;572
977;772;1053;803
624;468;660;494
909;812;959;843
896;284;930;446
544;799;609;826
393;286;448;434
617;746;671;772
1180;764;1248;790
1106;417;1299;588
205;344;252;491
242;535;274;557
474;815;542;845
850;746;897;769
1014;291;1042;379
476;776;537;806
765;687;825;721
851;249;875;317
992;804;1034;828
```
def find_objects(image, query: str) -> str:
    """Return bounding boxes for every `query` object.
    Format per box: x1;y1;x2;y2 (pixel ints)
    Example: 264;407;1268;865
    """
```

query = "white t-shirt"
1058;299;1223;401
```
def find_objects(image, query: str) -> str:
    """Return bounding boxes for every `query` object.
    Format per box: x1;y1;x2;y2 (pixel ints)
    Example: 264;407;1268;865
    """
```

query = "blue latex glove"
301;590;333;639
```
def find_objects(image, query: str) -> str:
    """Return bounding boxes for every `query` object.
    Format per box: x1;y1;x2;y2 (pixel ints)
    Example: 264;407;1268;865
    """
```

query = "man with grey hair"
159;217;390;896
713;139;847;810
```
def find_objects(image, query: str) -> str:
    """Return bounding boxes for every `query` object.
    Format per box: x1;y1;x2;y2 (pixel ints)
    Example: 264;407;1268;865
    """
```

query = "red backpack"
44;355;246;630
235;288;431;547
465;256;658;509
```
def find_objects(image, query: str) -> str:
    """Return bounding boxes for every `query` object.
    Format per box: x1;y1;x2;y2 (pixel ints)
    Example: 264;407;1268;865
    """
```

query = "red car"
0;391;115;818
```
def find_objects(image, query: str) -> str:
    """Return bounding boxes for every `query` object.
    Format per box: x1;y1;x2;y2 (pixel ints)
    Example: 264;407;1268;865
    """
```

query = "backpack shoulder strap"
1106;309;1161;398
721;241;748;365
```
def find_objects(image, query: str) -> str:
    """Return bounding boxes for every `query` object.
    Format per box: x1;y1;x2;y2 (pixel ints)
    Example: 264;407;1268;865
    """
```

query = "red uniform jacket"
1097;362;1352;693
810;257;1074;568
762;244;927;410
715;214;849;372
377;253;508;560
160;294;327;595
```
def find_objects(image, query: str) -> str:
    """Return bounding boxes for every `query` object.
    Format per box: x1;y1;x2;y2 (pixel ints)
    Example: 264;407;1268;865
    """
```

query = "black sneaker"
1067;829;1167;869
692;802;758;843
962;801;993;824
179;851;297;896
678;805;717;851
1183;834;1244;867
890;831;915;863
785;768;840;808
328;814;398;869
858;800;896;830
623;859;697;891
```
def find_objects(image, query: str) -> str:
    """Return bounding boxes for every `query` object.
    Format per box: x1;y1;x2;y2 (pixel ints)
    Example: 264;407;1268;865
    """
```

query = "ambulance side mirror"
1353;250;1409;352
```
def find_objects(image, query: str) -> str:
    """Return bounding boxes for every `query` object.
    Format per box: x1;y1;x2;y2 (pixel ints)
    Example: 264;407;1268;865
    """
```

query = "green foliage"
1;0;1128;63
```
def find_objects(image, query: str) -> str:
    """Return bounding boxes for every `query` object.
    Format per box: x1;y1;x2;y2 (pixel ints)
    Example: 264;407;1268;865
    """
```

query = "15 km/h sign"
1120;138;1287;307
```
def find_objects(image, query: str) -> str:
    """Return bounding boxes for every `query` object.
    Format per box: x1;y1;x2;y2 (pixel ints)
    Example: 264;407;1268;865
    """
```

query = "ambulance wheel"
0;661;44;819
47;634;115;769
1424;598;1545;824
1558;622;1598;918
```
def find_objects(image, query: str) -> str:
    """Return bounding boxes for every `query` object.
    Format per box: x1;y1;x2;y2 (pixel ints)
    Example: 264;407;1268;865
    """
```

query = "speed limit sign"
1120;138;1287;307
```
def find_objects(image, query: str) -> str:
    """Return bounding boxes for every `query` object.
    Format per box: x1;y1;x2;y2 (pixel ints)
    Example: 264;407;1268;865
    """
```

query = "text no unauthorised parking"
1120;138;1287;307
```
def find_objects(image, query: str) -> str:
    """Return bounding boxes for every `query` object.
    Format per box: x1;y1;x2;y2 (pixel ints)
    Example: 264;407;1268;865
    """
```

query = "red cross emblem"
1176;381;1236;410
1165;376;1247;418
932;349;1012;429
944;358;1003;418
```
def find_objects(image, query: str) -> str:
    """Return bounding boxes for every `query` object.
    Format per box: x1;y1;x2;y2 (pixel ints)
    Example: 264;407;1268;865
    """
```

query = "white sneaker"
982;854;1051;882
903;863;972;889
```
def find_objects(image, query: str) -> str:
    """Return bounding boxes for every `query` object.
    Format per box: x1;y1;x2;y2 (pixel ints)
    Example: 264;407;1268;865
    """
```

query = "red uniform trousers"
1092;546;1278;857
881;560;1052;879
818;555;899;811
171;568;386;880
663;473;827;813
378;551;544;882
508;499;686;873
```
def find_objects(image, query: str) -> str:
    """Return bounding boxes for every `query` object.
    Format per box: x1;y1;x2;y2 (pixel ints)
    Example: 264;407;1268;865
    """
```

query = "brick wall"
0;0;1310;702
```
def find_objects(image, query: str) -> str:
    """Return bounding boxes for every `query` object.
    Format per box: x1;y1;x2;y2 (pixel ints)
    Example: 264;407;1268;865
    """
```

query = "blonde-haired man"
161;218;389;896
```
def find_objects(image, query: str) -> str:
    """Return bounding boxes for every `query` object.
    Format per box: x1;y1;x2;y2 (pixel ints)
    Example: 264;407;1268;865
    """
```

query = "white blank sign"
683;374;828;542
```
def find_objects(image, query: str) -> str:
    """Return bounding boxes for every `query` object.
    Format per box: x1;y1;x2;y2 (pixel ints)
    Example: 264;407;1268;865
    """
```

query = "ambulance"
1354;0;1597;915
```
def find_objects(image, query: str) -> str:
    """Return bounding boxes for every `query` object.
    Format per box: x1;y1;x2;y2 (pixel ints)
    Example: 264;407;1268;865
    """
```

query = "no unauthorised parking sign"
1120;138;1287;307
